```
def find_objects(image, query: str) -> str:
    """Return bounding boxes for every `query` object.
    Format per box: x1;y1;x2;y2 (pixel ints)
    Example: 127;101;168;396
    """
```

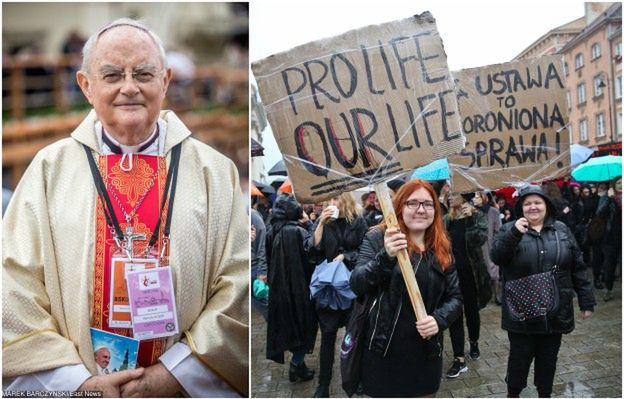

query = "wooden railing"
2;110;249;189
2;54;249;120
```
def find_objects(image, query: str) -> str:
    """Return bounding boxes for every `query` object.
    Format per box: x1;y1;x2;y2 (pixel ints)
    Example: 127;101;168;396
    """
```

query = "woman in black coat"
266;194;318;382
443;193;490;378
306;192;368;397
490;185;595;398
350;179;462;397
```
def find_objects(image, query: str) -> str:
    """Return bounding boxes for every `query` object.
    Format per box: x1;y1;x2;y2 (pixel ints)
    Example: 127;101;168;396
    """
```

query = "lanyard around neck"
83;143;182;252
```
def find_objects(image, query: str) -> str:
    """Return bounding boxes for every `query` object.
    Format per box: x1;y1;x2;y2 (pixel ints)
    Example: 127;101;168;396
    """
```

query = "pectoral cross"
124;225;146;260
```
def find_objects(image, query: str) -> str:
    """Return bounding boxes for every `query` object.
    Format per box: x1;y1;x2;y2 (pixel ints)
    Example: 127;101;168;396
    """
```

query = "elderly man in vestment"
3;18;248;397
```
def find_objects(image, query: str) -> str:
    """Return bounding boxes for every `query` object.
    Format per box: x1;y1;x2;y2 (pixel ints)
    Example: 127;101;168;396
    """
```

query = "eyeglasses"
404;199;435;211
98;67;162;85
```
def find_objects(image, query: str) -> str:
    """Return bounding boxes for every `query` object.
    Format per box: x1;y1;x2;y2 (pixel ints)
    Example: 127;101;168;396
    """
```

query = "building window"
580;119;588;142
617;112;622;137
594;76;604;97
577;82;586;105
591;43;601;60
566;90;571;110
615;42;622;58
564;62;569;76
596;113;606;137
575;53;584;69
617;75;622;99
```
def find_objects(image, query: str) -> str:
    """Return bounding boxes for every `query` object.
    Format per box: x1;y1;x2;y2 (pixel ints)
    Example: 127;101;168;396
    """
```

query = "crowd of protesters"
251;174;621;397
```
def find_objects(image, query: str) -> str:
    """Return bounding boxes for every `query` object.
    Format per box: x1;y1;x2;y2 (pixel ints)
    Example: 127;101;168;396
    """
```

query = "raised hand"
514;217;529;234
384;228;407;258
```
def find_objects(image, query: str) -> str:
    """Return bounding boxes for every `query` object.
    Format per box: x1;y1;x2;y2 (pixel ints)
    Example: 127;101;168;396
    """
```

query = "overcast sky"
250;0;587;175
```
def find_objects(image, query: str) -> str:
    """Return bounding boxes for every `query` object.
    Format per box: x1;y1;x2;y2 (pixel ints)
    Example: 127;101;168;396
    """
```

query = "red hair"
382;179;453;270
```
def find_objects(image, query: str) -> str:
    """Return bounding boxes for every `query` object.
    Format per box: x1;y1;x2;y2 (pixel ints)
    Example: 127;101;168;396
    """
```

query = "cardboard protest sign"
449;56;570;193
252;12;464;203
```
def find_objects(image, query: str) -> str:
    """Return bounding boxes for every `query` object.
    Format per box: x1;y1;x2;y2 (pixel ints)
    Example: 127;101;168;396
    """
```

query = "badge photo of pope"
2;18;249;398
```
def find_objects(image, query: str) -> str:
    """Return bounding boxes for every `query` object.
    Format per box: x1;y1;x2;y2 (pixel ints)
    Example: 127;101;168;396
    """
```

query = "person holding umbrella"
490;185;595;398
306;192;367;397
350;179;462;397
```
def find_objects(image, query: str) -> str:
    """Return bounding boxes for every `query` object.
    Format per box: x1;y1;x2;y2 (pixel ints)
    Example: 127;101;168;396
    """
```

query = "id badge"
109;256;159;328
126;266;179;340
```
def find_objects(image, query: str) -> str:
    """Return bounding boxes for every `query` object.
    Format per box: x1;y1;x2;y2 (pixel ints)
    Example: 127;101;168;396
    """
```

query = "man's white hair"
81;17;168;72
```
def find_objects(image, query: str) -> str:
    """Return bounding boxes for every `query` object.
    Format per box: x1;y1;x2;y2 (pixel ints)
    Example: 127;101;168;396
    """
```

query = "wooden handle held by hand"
374;182;428;321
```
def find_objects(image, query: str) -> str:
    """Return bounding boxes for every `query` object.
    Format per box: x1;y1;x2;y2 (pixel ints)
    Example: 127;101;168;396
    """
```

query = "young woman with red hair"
350;179;462;397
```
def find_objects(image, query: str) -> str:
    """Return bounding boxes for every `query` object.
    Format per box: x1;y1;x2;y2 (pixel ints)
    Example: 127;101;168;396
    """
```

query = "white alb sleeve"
159;342;240;397
2;364;92;392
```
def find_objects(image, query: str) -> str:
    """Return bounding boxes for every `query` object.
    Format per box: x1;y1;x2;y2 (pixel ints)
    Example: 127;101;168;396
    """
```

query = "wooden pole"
374;182;428;321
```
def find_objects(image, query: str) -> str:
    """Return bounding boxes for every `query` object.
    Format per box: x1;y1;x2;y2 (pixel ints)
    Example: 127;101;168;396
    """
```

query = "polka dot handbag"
504;230;561;321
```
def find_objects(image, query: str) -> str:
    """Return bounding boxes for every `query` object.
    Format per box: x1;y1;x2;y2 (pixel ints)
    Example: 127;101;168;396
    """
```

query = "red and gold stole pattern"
92;154;169;367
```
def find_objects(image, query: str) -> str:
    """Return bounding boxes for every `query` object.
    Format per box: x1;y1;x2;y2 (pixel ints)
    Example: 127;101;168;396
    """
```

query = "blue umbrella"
410;158;450;181
571;155;622;182
310;260;356;310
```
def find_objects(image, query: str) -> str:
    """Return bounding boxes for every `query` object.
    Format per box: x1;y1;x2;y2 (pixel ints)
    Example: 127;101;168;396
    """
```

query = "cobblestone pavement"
252;280;621;398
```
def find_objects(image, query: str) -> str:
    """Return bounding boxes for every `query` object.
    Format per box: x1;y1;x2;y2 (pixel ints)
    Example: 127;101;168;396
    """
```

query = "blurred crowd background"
2;2;249;198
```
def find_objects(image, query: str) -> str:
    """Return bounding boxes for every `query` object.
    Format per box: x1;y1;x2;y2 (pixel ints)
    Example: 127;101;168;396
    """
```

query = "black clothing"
492;186;595;398
361;260;440;397
318;330;337;387
256;203;270;222
351;227;462;397
580;194;598;224
506;332;562;397
266;195;318;363
306;215;367;388
491;218;595;334
307;216;368;328
499;203;515;222
570;198;585;245
560;184;585;237
596;195;622;291
444;212;491;308
363;206;384;227
591;241;605;283
444;212;489;358
596;194;622;247
550;197;576;232
448;265;480;356
308;216;368;270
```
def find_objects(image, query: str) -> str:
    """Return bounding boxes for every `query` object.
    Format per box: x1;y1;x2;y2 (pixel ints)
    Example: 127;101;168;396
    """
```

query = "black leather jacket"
350;227;462;356
491;218;595;334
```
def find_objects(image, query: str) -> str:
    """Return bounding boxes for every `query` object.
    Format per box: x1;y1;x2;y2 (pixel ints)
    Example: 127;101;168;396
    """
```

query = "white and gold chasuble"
3;110;249;395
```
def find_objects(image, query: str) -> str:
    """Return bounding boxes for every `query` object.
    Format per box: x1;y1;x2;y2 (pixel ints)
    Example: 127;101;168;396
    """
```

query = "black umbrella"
268;159;287;176
252;180;276;196
251;138;264;157
270;177;286;192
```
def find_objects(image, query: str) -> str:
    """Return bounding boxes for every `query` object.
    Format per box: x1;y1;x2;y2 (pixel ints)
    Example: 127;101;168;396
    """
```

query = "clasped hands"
78;363;181;398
